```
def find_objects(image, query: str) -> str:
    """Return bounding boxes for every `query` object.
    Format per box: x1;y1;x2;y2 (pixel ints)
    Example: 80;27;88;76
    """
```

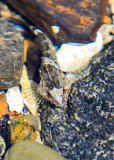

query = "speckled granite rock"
0;115;11;151
40;42;114;160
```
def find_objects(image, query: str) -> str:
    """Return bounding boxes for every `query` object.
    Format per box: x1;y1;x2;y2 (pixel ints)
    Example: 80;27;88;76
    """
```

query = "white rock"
6;86;24;113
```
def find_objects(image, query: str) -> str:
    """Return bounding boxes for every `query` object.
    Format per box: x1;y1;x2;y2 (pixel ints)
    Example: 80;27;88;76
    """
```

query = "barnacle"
20;65;41;115
56;24;114;73
56;31;104;73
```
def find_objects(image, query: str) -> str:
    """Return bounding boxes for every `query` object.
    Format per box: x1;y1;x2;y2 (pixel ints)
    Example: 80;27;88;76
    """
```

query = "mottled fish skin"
34;29;72;107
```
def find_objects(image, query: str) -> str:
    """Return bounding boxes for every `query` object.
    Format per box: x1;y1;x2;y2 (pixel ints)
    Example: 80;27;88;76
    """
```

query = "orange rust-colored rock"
0;93;19;119
0;93;9;119
102;15;112;24
10;116;37;144
3;0;108;43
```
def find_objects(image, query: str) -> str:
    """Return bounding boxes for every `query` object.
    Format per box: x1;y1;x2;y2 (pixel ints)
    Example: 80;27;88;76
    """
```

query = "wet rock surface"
40;43;114;160
0;7;24;90
3;0;108;43
0;1;114;160
0;115;11;150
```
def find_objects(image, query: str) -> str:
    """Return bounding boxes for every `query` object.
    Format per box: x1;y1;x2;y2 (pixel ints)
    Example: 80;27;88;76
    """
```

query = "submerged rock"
40;42;114;160
4;140;65;160
0;10;24;90
3;0;109;43
0;115;11;157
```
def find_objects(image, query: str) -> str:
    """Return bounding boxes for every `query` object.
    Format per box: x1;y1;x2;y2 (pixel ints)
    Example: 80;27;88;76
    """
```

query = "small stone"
6;86;24;114
0;93;9;119
4;140;65;160
10;116;37;144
